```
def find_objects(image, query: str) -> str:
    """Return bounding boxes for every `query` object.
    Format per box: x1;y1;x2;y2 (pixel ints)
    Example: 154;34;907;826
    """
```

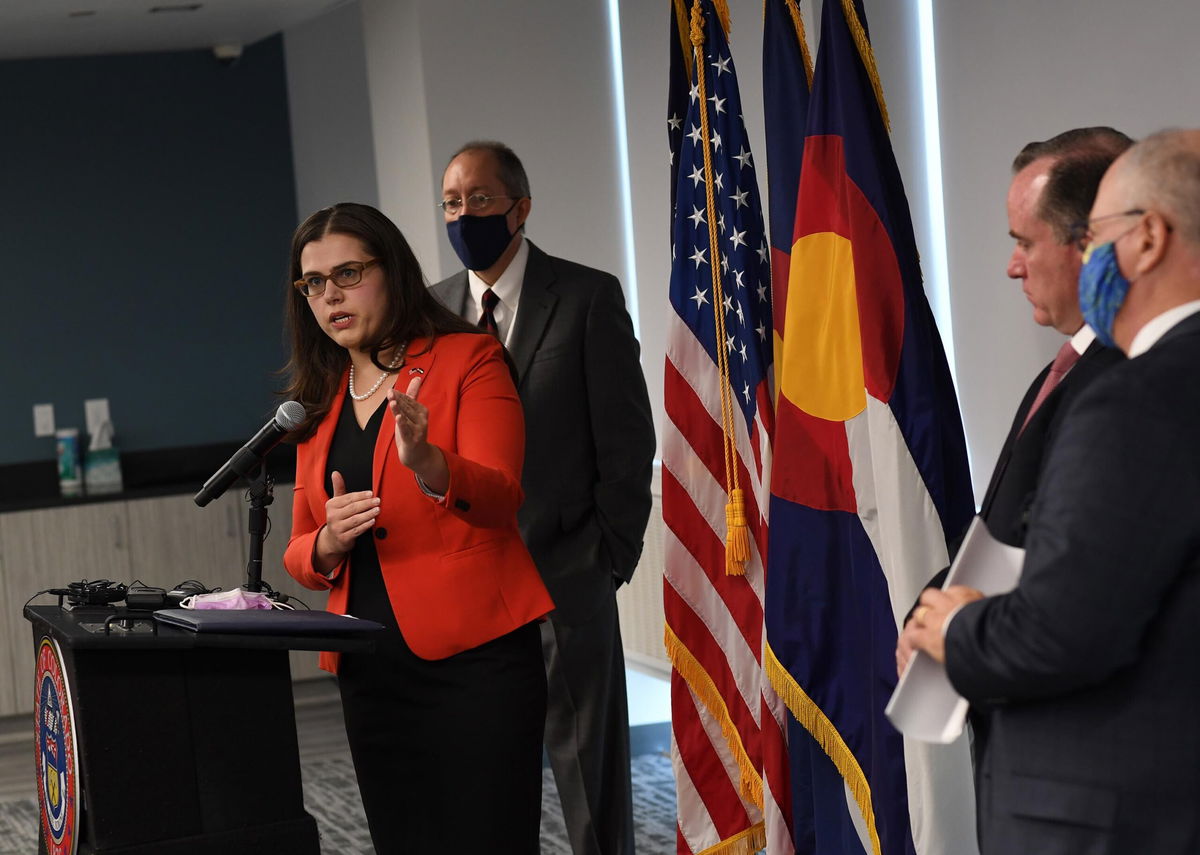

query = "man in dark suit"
905;128;1200;853
898;127;1130;679
430;141;655;855
897;128;1131;843
907;128;1132;589
972;127;1132;547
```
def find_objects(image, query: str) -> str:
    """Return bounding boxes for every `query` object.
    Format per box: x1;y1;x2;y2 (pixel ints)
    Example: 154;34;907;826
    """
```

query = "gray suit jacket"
946;311;1200;854
431;240;656;625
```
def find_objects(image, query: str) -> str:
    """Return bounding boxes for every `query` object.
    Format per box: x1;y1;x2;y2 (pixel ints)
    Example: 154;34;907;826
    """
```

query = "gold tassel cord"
689;0;751;575
840;0;890;132
696;822;766;855
664;624;765;809
782;0;814;89
765;643;883;855
725;488;751;569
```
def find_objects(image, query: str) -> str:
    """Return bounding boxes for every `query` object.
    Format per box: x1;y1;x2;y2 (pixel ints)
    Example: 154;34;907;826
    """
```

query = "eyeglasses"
1067;209;1145;248
437;194;515;216
293;259;379;298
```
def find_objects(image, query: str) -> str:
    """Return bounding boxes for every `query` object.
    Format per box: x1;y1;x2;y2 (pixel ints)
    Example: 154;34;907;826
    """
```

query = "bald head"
1116;129;1200;245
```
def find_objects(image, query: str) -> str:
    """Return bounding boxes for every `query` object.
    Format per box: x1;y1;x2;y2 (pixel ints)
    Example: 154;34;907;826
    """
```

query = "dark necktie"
1020;340;1081;433
478;288;500;337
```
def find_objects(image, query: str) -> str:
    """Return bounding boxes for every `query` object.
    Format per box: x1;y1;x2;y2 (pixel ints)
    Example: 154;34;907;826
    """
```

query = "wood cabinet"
0;502;132;716
126;491;246;588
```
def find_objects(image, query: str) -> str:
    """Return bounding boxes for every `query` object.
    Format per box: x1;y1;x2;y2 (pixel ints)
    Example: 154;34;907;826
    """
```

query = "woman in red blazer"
281;203;552;854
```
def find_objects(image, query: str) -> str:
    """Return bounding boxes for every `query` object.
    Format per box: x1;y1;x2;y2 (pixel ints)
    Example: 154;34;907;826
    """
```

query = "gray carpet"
0;752;677;854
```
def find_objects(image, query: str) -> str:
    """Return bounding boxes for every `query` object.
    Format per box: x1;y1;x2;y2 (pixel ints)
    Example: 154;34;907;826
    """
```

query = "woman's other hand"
315;470;380;573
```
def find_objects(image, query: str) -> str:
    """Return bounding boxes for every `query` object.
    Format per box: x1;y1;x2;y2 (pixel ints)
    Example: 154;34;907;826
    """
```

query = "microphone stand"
244;465;274;593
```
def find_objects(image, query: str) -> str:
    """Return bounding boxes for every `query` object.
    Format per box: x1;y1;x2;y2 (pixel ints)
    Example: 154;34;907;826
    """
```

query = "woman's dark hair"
282;202;482;440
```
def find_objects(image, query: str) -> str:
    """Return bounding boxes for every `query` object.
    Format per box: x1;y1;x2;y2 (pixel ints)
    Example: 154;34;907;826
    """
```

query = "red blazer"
284;333;553;671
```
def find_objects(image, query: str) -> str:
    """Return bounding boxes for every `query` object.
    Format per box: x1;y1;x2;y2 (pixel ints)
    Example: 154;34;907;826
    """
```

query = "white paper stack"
885;516;1025;743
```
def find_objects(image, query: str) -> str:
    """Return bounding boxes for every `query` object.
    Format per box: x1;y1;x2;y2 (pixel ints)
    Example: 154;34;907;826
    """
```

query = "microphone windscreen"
276;401;305;430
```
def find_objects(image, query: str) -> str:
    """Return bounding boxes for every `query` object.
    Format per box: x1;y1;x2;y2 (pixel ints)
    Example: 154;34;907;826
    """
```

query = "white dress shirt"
466;236;529;348
1127;299;1200;357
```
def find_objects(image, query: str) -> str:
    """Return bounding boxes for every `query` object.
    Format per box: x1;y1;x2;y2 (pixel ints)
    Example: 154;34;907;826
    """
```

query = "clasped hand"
896;585;984;674
316;470;380;571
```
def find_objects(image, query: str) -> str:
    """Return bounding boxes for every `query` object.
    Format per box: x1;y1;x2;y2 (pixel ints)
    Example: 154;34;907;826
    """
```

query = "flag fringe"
696;821;767;855
839;0;890;132
781;0;814;89
765;642;883;855
664;623;764;808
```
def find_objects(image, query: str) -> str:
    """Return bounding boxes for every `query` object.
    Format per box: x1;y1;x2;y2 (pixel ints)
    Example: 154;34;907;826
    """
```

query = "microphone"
193;401;305;507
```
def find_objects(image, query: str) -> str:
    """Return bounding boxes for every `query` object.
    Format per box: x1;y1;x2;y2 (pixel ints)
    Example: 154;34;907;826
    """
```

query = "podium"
26;605;374;855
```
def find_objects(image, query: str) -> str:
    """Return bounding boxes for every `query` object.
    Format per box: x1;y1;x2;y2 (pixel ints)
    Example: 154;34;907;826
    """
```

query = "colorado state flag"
763;1;978;853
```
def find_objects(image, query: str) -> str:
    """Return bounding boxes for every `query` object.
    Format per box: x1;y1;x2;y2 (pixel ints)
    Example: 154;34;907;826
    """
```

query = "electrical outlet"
85;398;111;436
33;403;56;437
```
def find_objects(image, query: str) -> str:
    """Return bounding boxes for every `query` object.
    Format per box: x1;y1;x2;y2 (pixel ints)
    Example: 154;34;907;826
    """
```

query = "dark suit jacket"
945;312;1200;854
976;339;1124;548
920;340;1123;791
431;240;656;625
922;339;1123;592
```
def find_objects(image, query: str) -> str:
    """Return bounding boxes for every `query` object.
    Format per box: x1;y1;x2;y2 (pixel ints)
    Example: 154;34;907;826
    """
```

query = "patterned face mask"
1079;240;1131;348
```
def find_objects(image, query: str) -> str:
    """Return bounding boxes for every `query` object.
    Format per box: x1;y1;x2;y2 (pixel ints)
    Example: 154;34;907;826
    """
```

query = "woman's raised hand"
388;377;450;494
388;377;430;469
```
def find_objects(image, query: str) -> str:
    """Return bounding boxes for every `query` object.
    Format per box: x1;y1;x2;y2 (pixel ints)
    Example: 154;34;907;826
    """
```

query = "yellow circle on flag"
778;231;867;422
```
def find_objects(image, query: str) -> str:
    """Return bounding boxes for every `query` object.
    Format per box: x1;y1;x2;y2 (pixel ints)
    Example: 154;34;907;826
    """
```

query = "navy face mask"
446;201;519;271
1079;241;1132;348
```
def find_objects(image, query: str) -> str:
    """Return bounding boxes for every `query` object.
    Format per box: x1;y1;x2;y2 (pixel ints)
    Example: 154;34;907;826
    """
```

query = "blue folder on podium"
154;608;385;635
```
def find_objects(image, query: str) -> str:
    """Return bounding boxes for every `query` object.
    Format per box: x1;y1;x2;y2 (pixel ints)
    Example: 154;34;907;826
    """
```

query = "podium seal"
35;636;79;855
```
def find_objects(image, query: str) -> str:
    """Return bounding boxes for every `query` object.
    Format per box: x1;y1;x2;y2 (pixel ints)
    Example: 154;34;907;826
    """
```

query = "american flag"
663;1;785;851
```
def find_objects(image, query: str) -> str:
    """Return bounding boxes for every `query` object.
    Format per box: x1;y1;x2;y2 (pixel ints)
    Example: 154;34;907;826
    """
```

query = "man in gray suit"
431;141;655;855
905;129;1200;853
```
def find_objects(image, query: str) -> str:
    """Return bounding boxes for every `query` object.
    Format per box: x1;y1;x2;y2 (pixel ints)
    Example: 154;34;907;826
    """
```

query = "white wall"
283;0;378;217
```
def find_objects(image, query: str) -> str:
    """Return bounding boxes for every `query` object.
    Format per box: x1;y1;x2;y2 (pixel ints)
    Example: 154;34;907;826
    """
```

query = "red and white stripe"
664;309;792;852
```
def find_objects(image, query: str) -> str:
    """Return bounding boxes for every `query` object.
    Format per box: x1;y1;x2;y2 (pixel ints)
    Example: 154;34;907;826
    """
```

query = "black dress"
325;396;546;854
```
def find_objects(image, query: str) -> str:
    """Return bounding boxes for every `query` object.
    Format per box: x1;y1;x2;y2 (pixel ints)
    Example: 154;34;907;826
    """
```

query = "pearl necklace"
348;350;404;401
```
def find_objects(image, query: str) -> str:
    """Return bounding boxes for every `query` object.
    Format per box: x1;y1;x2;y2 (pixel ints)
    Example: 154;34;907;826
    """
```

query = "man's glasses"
437;194;515;216
1066;209;1145;248
294;259;379;298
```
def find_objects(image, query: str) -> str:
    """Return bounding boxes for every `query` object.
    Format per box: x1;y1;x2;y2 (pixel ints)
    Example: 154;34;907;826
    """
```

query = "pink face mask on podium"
179;589;276;610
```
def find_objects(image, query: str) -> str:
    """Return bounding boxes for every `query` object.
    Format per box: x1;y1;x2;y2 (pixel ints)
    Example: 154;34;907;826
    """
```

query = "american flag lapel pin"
409;367;425;375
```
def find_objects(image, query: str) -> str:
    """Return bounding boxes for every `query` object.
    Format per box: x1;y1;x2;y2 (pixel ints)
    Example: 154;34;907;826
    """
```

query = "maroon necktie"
1020;341;1081;433
478;288;499;337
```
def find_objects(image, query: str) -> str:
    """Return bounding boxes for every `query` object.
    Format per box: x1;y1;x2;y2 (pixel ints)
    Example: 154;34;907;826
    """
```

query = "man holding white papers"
907;129;1200;854
899;128;1130;800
